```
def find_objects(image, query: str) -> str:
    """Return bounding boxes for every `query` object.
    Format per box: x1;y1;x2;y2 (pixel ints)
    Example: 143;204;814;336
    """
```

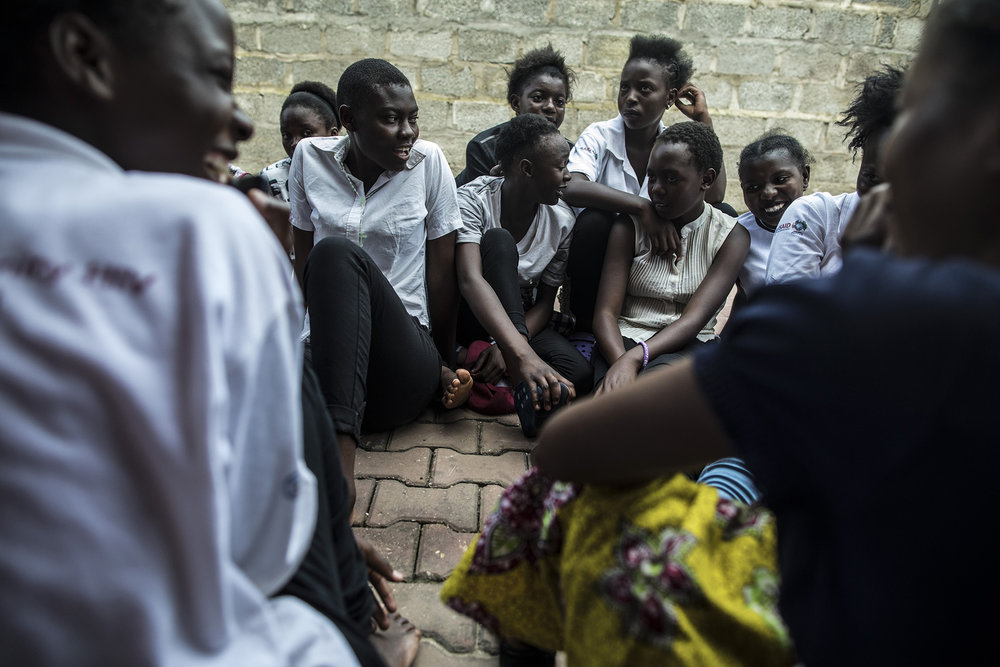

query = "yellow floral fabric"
441;470;795;666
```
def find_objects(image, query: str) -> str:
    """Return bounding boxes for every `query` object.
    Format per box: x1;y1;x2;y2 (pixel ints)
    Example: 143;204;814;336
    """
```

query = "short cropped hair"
655;121;723;174
506;45;575;102
495;113;562;171
337;58;410;110
2;0;179;99
627;35;694;90
738;130;812;177
837;66;905;157
282;81;339;129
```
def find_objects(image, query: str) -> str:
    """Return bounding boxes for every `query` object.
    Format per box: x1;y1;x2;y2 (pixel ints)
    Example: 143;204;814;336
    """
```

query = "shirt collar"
608;114;669;163
330;135;427;173
0;111;123;174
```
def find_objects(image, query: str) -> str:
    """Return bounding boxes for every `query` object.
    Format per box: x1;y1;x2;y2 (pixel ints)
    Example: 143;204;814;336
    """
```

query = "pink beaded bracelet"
639;341;649;369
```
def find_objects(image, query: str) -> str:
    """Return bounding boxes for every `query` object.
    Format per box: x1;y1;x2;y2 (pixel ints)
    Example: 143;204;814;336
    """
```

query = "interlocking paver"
354;521;421;578
394;582;479;653
434;407;484;424
431;449;528;487
416;524;476;580
359;430;390;451
413;639;498;666
389;420;479;454
479;421;533;454
353;478;376;527
477;626;500;654
355;448;431;485
479;484;505;527
369;480;479;532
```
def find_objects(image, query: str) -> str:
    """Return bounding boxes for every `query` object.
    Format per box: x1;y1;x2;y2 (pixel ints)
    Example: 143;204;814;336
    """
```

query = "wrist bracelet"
639;341;649;369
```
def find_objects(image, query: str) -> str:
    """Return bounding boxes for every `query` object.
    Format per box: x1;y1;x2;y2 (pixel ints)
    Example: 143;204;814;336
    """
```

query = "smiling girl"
591;122;748;395
288;59;472;511
734;132;811;302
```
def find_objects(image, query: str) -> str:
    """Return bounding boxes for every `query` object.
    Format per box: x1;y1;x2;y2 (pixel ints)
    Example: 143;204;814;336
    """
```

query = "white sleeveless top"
618;203;737;343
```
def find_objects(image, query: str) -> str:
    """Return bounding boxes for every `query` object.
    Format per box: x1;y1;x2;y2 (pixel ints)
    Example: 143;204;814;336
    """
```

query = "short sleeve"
764;197;829;285
456;185;488;245
567;122;605;181
423;145;463;241
288;146;313;232
539;227;571;287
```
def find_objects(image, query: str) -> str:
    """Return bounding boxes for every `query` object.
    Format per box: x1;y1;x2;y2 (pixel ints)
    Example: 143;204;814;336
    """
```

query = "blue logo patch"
792;220;808;232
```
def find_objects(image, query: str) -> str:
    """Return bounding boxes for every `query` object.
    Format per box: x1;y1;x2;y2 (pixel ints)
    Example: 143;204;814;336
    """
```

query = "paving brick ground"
353;406;535;665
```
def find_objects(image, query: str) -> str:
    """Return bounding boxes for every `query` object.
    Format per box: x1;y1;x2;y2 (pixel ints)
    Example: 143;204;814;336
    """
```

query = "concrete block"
620;0;681;33
369;480;480;531
479;422;532;454
684;3;747;37
738;81;793;112
357;0;417;20
393;582;479;652
416;524;476;579
431;449;528;487
747;6;811;40
235;24;260;52
355;521;421;577
453;101;512;133
291;58;353;87
572;71;607;104
324;24;382;56
812;11;878;46
356;448;432;485
480;65;511;100
458;29;521;64
877;16;897;48
690;46;714;79
894;17;925;51
389;420;479;454
360;430;391;452
495;0;551;25
551;0;616;29
235;56;288;85
413;639;498;667
422;65;477;97
798;83;855;116
844;50;910;83
415;99;452;135
717;43;775;77
523;33;585;68
779;44;844;81
710;114;768;150
260;21;324;54
689;76;733;112
585;33;631;69
434;406;486;423
418;0;489;23
287;0;351;11
354;478;376;526
390;30;453;61
763;118;826;150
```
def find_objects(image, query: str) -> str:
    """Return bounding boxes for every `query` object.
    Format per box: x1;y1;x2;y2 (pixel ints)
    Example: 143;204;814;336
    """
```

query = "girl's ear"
665;87;678;110
519;157;533;177
509;94;521;114
339;105;354;132
801;164;811;190
701;167;718;191
50;12;116;101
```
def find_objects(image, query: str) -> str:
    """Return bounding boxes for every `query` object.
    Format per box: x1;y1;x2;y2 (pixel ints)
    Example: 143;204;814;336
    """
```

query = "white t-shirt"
456;176;575;288
260;156;291;202
0;112;357;667
289;135;463;328
567;114;667;200
764;191;860;285
736;211;777;298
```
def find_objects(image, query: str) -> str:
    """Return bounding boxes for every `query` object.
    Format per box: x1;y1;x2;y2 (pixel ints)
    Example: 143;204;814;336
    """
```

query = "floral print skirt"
440;469;795;666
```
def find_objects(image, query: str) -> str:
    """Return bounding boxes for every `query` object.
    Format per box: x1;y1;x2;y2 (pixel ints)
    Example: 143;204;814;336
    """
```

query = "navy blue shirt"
694;249;1000;665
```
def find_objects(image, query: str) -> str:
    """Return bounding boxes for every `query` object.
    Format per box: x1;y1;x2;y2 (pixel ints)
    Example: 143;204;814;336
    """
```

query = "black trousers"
278;361;386;667
458;228;593;393
305;236;443;440
566;208;616;334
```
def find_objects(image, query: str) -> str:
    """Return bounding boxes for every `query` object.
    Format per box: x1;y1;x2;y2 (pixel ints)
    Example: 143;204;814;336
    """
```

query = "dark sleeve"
456;126;501;187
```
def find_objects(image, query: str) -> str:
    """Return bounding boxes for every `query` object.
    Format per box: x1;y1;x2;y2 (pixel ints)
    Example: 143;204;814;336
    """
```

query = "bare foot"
370;613;421;667
441;367;473;409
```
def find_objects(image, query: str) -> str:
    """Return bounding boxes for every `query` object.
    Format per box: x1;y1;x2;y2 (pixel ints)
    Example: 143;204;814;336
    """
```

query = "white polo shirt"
456;175;575;288
567;114;668;199
0;112;357;666
289;135;463;329
736;211;777;298
764;191;860;285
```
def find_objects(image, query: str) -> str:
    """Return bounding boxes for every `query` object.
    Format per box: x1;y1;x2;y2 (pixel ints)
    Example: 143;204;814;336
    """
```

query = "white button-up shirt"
765;191;860;285
567;114;668;199
289;135;463;329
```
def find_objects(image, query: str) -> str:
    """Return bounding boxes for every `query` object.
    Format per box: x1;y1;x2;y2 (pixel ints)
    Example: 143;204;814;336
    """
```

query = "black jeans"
566;208;616;334
458;228;593;393
278;361;386;667
305;237;443;440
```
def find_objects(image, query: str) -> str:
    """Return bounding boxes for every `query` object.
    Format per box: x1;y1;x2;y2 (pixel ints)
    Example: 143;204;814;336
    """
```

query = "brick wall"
225;0;929;209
